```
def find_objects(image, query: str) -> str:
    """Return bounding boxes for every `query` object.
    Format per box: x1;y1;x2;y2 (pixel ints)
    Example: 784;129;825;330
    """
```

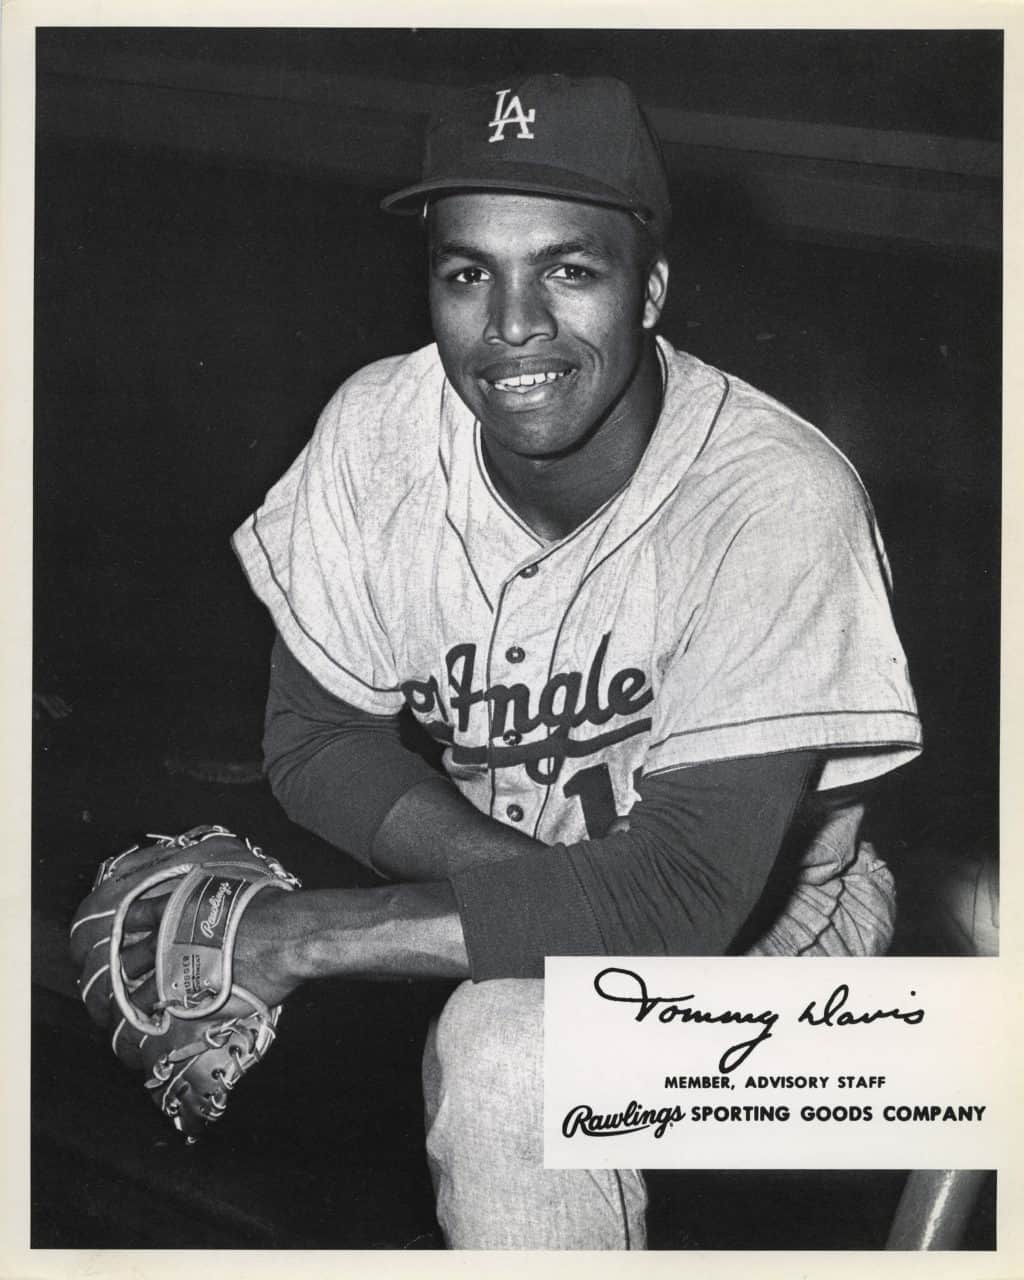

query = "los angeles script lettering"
400;632;652;783
592;967;925;1074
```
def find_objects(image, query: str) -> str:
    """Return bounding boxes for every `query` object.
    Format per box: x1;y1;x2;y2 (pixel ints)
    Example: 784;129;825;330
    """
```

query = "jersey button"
519;564;539;578
506;645;525;663
506;804;525;822
502;729;522;746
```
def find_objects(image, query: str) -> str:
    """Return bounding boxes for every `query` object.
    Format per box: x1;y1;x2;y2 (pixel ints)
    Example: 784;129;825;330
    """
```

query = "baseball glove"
69;824;300;1140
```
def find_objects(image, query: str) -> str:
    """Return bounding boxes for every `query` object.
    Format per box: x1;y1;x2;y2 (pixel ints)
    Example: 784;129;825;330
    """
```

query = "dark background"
32;28;1000;1249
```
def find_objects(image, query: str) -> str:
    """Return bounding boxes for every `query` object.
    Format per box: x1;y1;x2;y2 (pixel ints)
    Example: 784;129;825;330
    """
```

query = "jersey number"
563;763;642;838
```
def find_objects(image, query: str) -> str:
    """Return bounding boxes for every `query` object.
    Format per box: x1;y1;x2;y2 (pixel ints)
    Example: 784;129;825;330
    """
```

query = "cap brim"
380;163;656;223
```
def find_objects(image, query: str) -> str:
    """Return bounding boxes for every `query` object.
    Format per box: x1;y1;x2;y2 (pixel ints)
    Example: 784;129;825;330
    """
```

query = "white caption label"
544;957;1007;1169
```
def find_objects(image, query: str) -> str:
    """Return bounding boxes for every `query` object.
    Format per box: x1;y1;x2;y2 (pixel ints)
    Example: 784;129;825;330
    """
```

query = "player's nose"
483;281;555;347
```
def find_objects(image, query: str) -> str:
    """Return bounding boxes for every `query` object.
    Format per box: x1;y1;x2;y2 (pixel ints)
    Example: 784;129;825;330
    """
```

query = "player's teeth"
493;371;565;390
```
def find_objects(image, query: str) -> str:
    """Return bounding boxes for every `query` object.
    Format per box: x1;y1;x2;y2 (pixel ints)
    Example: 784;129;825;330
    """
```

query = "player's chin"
481;416;593;462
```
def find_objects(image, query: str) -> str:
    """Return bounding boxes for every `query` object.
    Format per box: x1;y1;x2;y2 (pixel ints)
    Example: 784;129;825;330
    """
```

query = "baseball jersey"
234;337;920;847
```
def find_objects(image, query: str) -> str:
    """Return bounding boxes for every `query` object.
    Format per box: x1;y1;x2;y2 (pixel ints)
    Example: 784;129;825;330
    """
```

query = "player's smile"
478;356;576;406
428;193;668;461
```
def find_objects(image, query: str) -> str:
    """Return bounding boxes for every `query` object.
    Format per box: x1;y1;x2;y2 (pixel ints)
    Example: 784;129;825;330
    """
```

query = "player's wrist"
232;887;313;1001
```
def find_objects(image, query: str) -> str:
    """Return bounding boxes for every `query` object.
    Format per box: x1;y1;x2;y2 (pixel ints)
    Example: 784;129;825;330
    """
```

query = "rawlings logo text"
562;1100;685;1140
199;880;234;940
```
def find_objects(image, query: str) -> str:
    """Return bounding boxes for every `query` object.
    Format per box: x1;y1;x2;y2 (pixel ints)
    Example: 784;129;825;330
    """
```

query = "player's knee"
433;978;544;1113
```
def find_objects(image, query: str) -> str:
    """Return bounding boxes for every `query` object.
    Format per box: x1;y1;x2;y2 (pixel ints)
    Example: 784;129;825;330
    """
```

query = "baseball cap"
381;74;671;239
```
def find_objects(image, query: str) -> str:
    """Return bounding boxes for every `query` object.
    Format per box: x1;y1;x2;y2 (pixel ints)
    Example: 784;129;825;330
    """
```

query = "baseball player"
193;75;919;1247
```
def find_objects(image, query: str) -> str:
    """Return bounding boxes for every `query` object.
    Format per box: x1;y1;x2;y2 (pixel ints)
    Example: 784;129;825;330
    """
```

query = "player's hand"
119;890;306;1011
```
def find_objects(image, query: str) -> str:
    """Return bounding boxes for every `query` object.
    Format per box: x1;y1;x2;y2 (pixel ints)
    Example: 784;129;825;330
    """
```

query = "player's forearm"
369;775;541;879
265;633;542;879
273;744;541;881
450;752;820;978
236;879;470;1000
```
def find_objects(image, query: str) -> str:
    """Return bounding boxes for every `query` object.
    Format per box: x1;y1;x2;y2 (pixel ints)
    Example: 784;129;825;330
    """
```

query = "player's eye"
549;264;595;283
447;266;491;286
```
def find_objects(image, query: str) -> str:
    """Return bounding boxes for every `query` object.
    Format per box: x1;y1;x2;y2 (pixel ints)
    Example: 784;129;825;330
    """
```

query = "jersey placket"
483;517;619;830
482;562;552;828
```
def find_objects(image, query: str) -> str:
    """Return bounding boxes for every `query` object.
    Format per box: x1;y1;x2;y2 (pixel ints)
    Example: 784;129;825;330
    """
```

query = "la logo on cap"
488;89;536;142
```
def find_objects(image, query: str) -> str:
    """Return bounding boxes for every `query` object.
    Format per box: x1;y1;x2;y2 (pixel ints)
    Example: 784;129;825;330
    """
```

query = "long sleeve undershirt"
264;634;816;978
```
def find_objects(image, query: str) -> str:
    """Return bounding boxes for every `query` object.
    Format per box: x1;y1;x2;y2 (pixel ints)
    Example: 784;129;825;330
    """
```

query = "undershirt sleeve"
263;633;441;866
450;750;817;979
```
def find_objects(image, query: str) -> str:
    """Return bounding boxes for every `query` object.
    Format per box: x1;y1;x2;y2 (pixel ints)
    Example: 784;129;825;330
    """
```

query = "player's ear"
642;255;669;330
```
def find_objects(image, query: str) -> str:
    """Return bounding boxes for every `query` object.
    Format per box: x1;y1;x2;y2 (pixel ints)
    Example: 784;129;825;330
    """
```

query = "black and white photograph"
9;10;1009;1267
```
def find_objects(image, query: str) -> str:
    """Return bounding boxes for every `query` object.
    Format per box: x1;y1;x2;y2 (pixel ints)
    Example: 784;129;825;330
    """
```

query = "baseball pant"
422;978;647;1249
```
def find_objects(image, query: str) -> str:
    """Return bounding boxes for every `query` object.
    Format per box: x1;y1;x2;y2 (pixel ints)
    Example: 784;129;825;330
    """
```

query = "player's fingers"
125;973;159;1016
123;897;165;933
121;937;156;979
70;875;168;957
72;892;164;968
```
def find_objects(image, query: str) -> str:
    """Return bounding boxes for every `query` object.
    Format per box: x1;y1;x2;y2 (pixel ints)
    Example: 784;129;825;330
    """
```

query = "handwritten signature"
592;967;925;1074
